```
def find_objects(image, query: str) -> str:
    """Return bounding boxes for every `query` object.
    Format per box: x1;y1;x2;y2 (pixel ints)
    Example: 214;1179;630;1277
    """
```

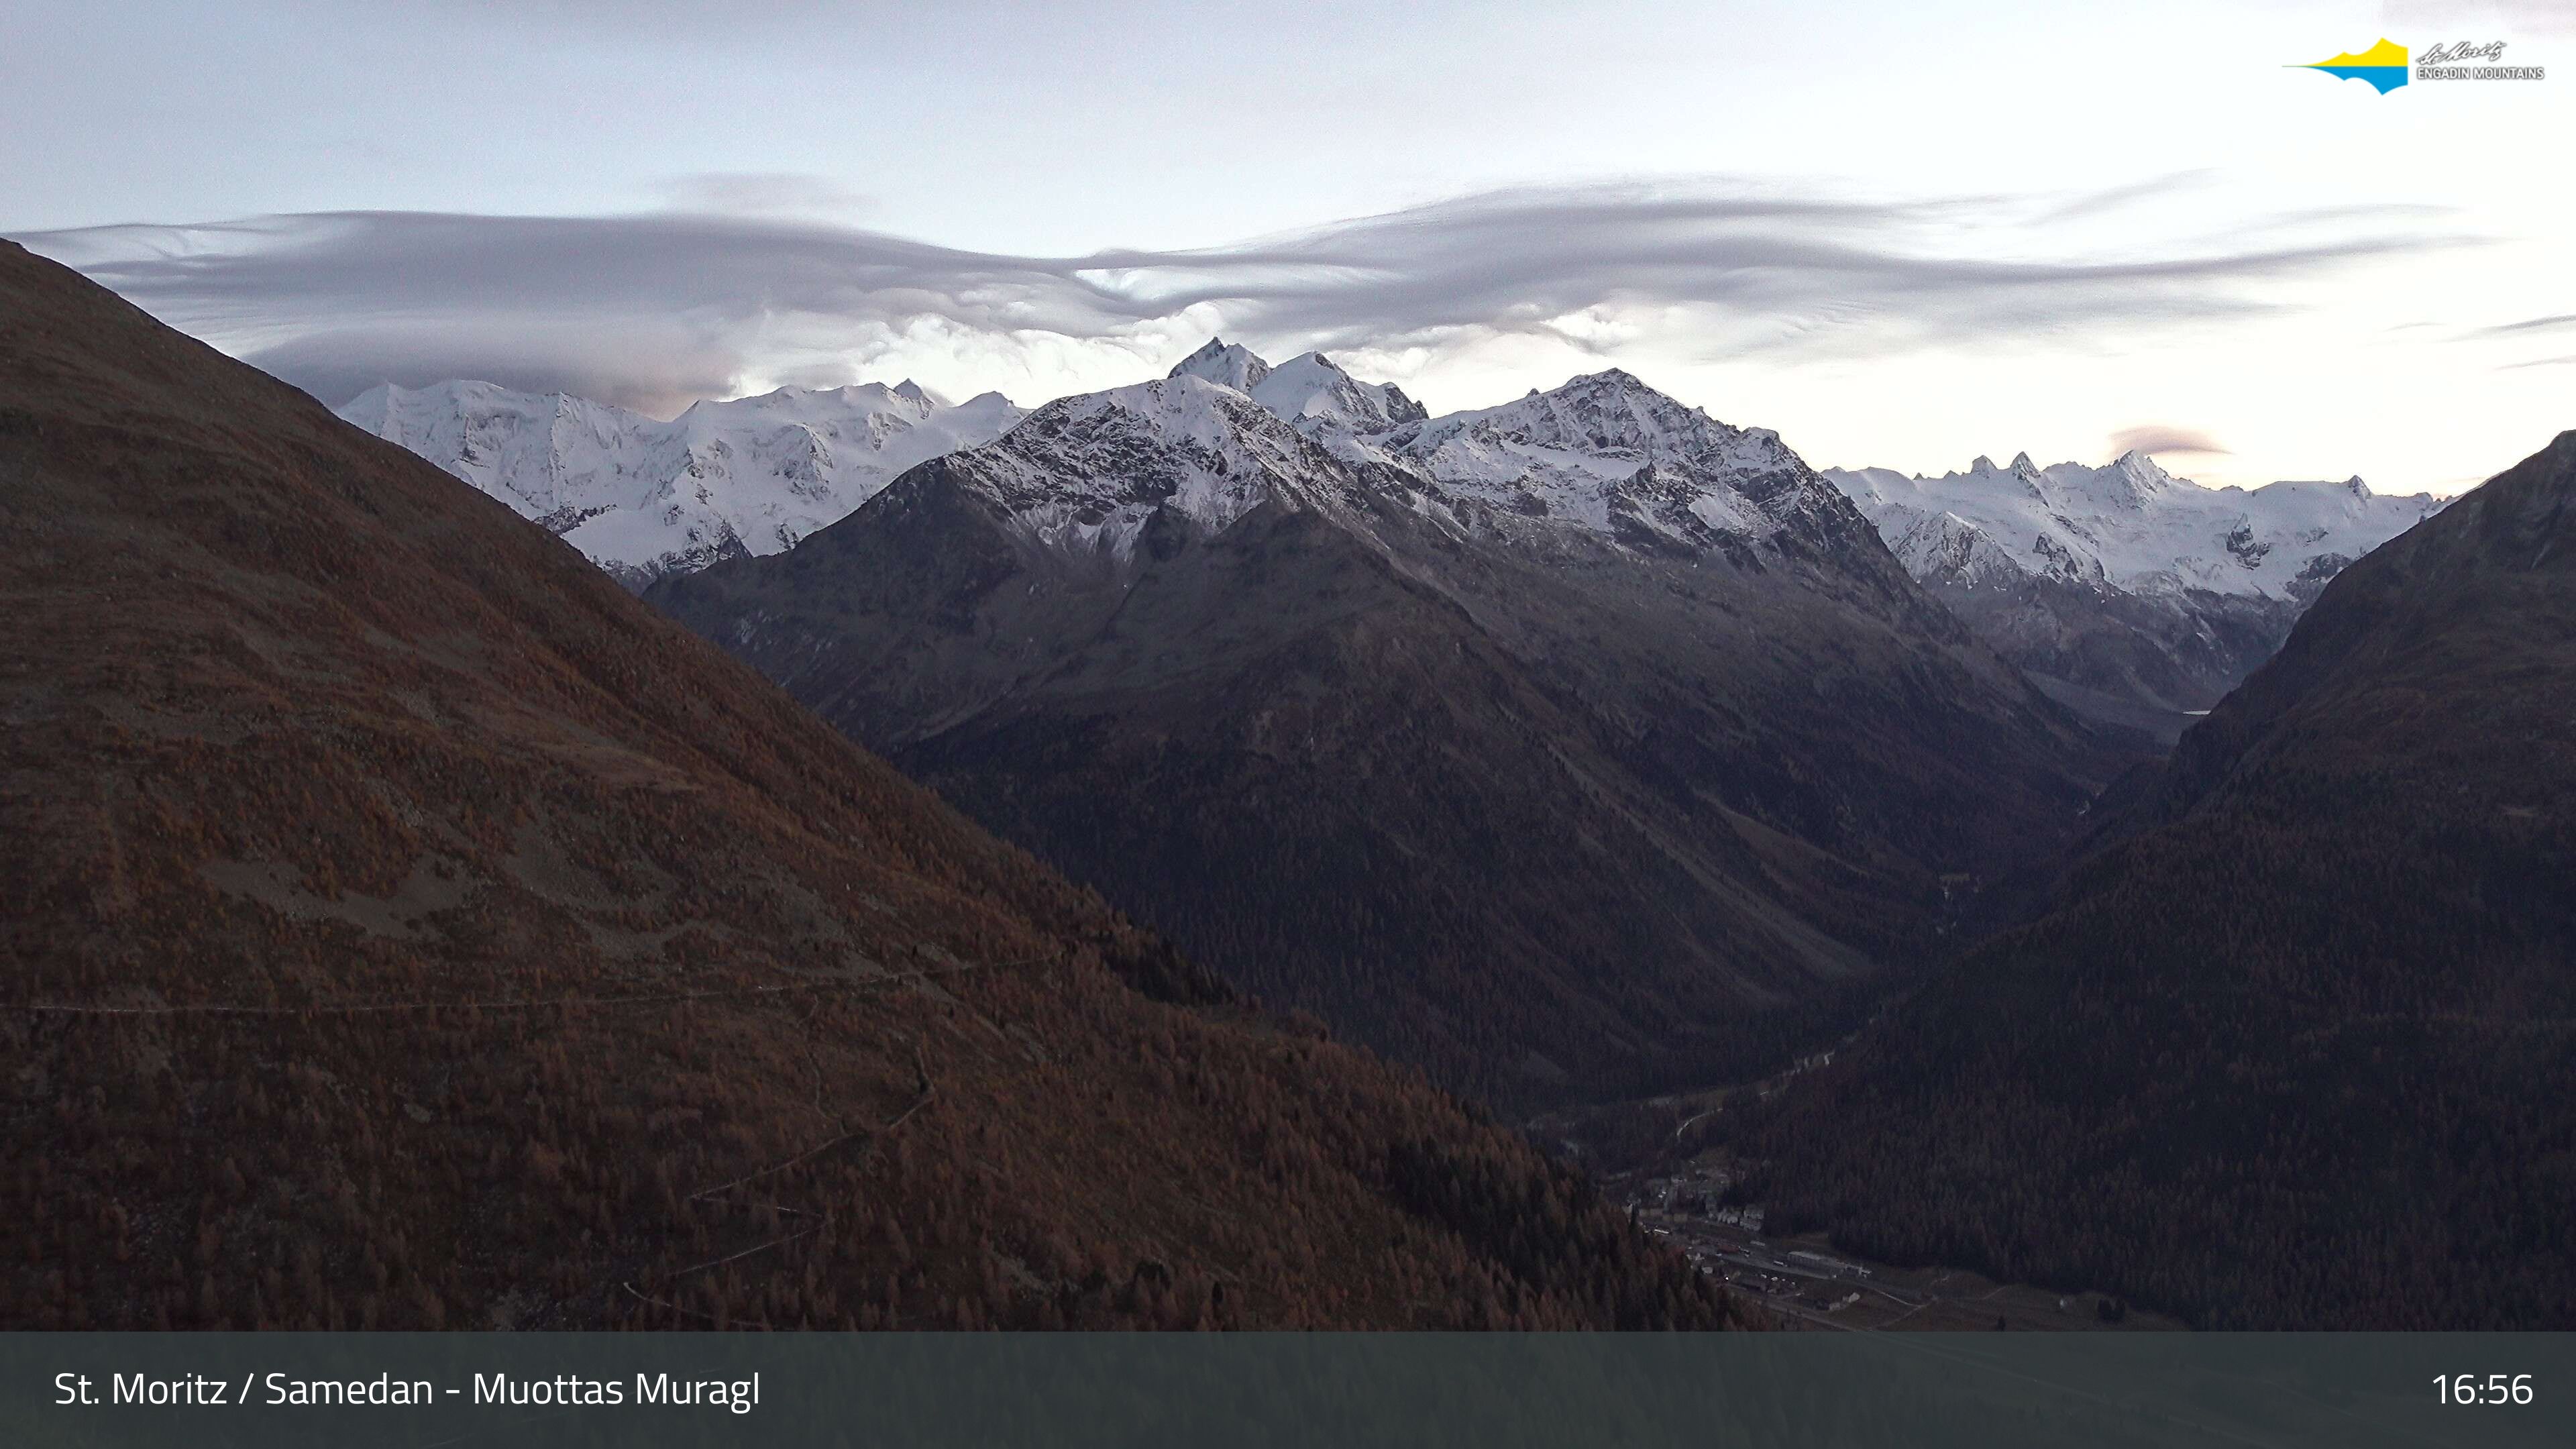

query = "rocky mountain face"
336;378;1024;589
651;343;2135;1108
1824;453;2445;741
0;243;1738;1332
1744;431;2576;1328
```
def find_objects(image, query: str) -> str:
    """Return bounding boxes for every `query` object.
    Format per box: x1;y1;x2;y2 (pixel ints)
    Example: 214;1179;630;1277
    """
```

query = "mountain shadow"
0;242;1736;1331
1739;432;2576;1328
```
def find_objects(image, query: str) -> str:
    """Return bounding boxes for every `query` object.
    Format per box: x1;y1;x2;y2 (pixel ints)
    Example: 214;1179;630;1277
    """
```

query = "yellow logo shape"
2296;38;2410;94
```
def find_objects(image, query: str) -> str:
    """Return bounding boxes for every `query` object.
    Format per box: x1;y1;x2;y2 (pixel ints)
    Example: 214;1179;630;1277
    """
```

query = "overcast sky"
6;0;2573;494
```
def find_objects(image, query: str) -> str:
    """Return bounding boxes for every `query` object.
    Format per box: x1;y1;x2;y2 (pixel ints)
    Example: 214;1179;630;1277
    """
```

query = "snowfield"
1823;451;2445;605
338;379;1022;587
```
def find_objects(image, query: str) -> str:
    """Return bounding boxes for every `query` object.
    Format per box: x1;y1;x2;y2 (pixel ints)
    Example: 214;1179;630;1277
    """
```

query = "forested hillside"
1737;433;2576;1328
0;240;1735;1332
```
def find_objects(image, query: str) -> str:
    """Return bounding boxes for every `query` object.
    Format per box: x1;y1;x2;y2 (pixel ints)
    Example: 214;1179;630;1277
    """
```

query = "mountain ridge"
1822;451;2445;739
336;376;1025;588
652;341;2134;1107
1740;429;2576;1328
0;240;1737;1332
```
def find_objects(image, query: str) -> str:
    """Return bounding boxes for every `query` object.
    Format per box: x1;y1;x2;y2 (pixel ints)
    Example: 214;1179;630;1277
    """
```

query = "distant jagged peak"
2097;447;2178;501
1550;366;1754;434
938;370;1343;555
1403;365;1799;478
2245;473;2399;508
1937;449;2176;510
1822;445;2449;604
953;358;1852;564
682;377;968;426
1250;350;1430;433
1545;366;1691;415
1167;337;1273;394
995;371;1324;490
1052;370;1301;441
1157;343;1432;437
1258;350;1352;392
1961;451;2047;484
1351;366;1856;554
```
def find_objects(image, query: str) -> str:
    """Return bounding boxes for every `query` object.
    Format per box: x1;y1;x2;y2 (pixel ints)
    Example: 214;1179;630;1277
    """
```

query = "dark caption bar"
5;1332;2573;1447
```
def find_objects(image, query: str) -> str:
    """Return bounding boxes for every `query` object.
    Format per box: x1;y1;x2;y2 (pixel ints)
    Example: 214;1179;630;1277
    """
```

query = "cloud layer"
16;180;2461;415
2108;425;2231;458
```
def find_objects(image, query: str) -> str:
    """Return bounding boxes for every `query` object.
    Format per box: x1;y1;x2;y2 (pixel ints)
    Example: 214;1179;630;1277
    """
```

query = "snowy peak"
1168;338;1273;394
1165;340;1428;438
1967;451;2043;478
1823;451;2444;602
1377;368;1834;546
2087;449;2179;510
1399;368;1778;466
1049;373;1308;462
924;361;1865;570
1956;451;2053;502
1820;450;2450;732
1248;352;1430;434
337;377;1024;586
940;373;1348;558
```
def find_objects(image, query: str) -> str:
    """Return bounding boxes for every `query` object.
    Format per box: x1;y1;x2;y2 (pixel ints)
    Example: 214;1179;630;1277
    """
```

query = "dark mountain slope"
1741;432;2576;1328
1913;564;2303;743
0;241;1735;1330
653;368;2132;1106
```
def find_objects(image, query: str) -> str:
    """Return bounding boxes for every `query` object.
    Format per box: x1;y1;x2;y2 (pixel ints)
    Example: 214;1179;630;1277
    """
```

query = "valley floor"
1617;1175;2186;1334
1538;1079;2188;1333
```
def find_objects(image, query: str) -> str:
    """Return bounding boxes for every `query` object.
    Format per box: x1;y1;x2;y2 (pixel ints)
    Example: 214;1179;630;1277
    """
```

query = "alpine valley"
0;243;1735;1332
645;341;2139;1106
345;356;2440;754
1741;430;2576;1329
138;315;2550;1334
18;0;2573;1355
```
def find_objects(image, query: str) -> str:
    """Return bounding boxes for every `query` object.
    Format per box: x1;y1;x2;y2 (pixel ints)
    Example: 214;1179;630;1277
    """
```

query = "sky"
5;0;2573;495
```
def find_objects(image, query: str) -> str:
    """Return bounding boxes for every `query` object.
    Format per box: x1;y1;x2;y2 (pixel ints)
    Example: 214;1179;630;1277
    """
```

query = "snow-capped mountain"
1167;338;1274;394
1828;451;2443;602
948;373;1359;559
1250;351;1429;434
965;344;1878;570
1169;340;1429;437
1366;368;1864;551
652;340;2121;1106
1822;451;2447;737
337;378;1022;588
955;362;1872;568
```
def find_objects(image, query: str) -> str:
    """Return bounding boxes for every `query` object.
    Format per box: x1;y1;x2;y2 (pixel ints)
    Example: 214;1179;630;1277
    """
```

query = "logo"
2292;37;2544;93
2294;38;2410;93
2414;40;2544;82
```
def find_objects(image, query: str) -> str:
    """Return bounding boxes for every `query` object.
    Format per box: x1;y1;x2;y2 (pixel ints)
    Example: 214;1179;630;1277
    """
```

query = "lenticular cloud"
16;180;2456;411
